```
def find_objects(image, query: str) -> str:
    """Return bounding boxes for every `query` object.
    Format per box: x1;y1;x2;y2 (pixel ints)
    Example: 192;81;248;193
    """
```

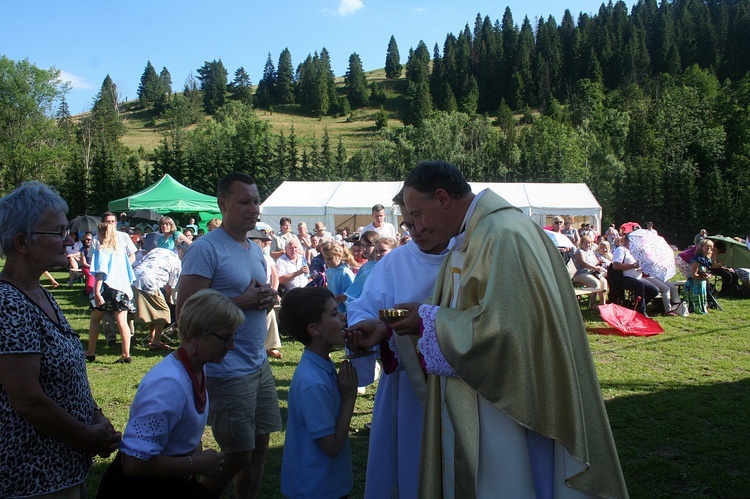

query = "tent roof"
108;174;220;214
260;181;601;232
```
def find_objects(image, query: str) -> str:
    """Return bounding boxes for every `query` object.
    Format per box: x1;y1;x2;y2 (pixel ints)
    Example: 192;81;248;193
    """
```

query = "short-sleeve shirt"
326;265;355;313
270;232;296;255
0;282;95;497
92;231;137;257
361;222;397;239
613;245;641;279
156;231;183;251
276;254;309;290
132;248;181;295
180;228;269;377
120;355;207;460
281;349;352;499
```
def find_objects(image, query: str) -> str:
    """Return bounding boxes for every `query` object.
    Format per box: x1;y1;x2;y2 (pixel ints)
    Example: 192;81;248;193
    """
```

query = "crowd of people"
15;163;750;499
551;217;750;317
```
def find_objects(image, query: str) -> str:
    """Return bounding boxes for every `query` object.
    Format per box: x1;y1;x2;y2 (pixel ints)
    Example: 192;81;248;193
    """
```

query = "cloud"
59;70;93;90
337;0;363;16
412;7;426;13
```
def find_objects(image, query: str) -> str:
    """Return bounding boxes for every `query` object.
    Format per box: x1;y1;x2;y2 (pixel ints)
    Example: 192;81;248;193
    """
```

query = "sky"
3;0;625;114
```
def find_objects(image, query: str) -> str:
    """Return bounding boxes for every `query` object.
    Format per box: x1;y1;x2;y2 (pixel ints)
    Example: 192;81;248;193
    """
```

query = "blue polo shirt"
281;349;352;499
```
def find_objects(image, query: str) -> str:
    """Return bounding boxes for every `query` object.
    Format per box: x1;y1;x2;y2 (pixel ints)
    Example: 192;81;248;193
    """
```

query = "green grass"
40;270;750;497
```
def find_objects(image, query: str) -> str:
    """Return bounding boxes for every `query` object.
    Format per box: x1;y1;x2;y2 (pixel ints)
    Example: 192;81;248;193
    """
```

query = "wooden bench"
566;259;600;308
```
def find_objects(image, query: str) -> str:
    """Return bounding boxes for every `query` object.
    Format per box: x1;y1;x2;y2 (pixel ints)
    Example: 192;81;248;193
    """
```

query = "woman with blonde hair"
157;216;192;252
573;235;608;308
685;239;714;314
98;289;244;496
323;241;358;312
85;222;136;363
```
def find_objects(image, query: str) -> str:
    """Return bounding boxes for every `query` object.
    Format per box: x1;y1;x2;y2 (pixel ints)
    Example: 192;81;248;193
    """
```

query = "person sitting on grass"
278;287;358;499
97;289;244;497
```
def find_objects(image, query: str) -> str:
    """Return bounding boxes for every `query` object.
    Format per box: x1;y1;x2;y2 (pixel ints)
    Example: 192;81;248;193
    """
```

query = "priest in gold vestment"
347;161;628;498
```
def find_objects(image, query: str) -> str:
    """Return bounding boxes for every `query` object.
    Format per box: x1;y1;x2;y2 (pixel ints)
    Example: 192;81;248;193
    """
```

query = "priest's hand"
390;302;422;336
345;318;389;351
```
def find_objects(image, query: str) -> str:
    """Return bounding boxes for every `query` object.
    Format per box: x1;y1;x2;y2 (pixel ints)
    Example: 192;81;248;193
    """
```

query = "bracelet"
188;455;195;475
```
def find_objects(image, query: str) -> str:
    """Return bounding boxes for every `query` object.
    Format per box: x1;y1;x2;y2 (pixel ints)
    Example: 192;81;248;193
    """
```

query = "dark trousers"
621;276;660;315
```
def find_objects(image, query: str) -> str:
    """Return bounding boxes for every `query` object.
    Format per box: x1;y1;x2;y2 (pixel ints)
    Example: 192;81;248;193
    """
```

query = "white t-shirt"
613;246;641;279
361;222;397;239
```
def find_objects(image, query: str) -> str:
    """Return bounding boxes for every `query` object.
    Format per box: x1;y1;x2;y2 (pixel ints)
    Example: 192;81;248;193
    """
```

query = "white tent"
260;181;602;234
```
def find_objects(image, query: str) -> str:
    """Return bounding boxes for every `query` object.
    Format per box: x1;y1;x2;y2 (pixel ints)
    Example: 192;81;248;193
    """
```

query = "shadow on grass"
606;378;750;496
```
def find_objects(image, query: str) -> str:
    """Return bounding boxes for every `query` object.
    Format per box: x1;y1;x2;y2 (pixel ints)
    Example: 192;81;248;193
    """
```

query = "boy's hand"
337;360;358;399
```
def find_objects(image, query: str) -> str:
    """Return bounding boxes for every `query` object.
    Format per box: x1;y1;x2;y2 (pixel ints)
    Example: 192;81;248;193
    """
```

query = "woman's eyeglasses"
210;332;236;346
31;228;69;239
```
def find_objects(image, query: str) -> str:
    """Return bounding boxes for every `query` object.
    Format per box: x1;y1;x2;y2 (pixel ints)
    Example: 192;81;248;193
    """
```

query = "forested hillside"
2;0;750;246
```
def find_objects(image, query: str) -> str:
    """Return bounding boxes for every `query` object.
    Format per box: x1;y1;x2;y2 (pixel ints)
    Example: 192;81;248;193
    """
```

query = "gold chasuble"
419;190;628;498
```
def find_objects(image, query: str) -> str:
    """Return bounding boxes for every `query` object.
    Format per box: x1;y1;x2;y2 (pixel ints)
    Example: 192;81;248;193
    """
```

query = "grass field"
38;269;750;497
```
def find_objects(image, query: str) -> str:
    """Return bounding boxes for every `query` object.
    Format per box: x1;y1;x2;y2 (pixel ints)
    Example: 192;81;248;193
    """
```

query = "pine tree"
385;35;403;79
405;41;431;85
319;49;338;115
256;54;276;108
137;61;160;107
230;67;253;106
159;67;172;91
404;80;432;126
196;59;228;114
345;53;370;108
275;48;295;104
375;106;389;130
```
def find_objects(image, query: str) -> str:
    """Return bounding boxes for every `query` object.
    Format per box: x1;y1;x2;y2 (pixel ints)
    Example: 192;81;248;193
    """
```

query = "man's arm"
175;274;212;318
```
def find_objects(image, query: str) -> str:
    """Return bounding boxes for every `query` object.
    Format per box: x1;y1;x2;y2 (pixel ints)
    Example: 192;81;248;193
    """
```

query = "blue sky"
3;0;622;114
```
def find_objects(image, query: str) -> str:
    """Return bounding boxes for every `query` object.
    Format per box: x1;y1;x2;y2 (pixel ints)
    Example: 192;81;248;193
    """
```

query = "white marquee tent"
260;181;602;234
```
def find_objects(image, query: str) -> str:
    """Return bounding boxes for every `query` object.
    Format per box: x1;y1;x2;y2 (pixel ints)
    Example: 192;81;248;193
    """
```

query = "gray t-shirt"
180;228;268;377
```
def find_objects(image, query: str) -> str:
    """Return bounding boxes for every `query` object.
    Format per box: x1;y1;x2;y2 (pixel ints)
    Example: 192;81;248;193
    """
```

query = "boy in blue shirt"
278;287;358;499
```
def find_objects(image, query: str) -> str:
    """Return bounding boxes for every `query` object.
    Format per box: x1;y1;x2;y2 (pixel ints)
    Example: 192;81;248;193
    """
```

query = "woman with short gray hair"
0;182;121;498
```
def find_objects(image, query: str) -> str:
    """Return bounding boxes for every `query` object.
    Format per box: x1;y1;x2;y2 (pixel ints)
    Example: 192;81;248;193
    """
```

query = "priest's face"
403;187;454;245
401;213;447;255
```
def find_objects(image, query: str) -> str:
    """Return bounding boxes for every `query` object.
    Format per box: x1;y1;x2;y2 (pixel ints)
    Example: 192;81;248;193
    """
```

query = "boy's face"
314;298;346;346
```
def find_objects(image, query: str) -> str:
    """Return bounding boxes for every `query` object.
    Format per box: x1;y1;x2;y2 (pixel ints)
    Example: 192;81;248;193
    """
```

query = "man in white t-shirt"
360;204;397;238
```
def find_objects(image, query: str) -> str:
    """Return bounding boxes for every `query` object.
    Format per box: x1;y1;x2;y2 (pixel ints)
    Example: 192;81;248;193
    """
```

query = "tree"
385;35;403;79
375;106;389;130
230;67;253;106
275;48;295;104
256;53;275;108
405;41;431;85
404;80;432;126
137;61;161;107
345;53;370;108
197;59;228;114
0;56;70;192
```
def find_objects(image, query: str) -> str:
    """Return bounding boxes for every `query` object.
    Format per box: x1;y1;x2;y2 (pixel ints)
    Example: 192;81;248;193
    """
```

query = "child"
323;241;358;312
278;287;359;499
374;236;398;261
345;231;380;304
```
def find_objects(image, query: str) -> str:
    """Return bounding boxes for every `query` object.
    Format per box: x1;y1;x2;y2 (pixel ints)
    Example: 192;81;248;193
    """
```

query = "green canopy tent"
108;174;221;228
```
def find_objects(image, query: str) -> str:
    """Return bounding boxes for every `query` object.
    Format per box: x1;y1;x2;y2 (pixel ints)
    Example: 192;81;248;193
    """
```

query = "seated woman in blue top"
97;289;244;498
157;216;192;252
